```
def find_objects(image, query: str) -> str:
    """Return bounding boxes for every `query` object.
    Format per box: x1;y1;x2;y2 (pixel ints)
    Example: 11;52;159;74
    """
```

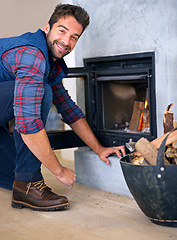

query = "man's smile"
56;42;68;51
55;41;71;53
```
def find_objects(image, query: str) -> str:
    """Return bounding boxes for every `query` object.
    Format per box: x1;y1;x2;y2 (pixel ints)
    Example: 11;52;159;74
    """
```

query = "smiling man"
0;4;125;211
45;16;82;59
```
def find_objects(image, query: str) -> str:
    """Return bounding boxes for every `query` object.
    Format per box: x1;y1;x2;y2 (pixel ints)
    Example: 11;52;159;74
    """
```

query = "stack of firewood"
164;142;177;164
130;103;177;165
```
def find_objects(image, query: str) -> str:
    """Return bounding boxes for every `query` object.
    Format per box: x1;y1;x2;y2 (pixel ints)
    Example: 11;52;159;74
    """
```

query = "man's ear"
44;22;50;35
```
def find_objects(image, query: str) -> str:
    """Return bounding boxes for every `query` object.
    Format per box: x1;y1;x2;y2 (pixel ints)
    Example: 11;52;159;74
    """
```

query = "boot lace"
26;179;49;194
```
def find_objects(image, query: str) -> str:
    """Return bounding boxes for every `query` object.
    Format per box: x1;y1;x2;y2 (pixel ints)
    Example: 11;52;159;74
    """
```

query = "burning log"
163;103;174;134
141;101;150;133
129;101;144;131
129;100;150;133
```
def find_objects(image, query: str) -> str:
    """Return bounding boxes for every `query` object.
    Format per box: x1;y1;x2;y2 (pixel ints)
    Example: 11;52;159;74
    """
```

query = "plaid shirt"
2;46;84;134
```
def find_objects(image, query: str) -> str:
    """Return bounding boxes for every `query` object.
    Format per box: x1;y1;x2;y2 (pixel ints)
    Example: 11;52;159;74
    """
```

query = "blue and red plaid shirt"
2;46;84;134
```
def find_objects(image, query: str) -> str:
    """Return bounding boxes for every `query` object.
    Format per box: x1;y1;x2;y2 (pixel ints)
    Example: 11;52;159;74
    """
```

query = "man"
0;4;125;211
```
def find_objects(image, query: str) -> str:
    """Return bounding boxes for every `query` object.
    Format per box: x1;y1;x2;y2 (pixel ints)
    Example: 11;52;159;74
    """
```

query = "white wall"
0;0;59;37
0;0;75;63
0;0;76;160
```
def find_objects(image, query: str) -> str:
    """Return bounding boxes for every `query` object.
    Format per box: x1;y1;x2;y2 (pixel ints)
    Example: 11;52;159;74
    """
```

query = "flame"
138;103;144;132
138;100;149;132
144;100;148;109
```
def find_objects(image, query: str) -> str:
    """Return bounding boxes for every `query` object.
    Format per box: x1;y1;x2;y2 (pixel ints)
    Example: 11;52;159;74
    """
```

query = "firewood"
151;129;177;149
163;103;174;134
135;137;170;165
173;120;177;129
135;137;158;165
163;145;177;164
129;152;141;161
172;141;177;149
129;101;144;131
129;152;149;165
173;155;177;164
141;107;150;133
165;147;174;158
131;156;150;165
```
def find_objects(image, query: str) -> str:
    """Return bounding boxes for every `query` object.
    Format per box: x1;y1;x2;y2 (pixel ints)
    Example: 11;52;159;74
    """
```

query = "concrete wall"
73;0;177;137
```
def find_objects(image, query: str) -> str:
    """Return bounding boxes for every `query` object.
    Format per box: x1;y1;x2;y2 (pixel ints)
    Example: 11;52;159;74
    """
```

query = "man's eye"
72;36;77;41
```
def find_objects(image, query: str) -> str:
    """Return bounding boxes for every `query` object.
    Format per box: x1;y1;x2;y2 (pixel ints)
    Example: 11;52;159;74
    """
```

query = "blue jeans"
0;81;52;190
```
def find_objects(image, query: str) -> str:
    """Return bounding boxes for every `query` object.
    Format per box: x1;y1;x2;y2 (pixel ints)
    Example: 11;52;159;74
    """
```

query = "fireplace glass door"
98;75;148;133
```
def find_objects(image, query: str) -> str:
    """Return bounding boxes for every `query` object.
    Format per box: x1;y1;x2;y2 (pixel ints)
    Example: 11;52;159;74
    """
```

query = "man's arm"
70;118;126;165
21;129;76;189
3;46;77;189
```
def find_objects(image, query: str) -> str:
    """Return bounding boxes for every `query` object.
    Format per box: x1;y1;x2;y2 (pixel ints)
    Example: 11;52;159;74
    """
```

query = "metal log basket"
120;128;177;227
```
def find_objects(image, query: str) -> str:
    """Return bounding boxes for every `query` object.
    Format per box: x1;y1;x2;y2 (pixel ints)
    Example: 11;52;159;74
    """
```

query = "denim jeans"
0;81;52;190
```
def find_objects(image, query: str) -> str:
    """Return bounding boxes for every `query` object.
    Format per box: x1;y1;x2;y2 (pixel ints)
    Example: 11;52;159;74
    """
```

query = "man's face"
44;16;83;60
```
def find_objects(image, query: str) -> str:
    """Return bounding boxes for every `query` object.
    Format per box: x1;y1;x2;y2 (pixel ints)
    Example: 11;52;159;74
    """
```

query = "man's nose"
61;34;70;46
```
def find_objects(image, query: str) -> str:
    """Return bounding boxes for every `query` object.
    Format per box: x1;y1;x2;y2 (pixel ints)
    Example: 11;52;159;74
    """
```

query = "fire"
144;100;148;109
138;100;149;132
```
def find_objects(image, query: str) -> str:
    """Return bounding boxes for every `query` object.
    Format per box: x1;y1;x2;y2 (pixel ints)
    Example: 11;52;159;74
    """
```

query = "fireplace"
82;52;157;148
47;52;157;151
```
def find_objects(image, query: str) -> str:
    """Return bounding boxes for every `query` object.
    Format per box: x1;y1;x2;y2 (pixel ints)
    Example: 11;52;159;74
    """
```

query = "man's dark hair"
48;4;90;33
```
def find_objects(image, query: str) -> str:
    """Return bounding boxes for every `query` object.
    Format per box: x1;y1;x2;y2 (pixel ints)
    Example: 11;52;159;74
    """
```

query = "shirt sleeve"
52;81;85;125
2;46;46;134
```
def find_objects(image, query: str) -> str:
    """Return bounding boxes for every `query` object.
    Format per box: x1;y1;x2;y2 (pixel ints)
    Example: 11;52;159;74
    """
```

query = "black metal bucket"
120;128;177;227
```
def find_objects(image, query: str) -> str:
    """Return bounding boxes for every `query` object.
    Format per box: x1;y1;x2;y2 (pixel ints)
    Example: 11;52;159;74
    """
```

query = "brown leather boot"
12;179;69;211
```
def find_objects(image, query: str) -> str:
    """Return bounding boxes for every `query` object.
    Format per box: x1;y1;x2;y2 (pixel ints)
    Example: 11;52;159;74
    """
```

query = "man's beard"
47;38;70;60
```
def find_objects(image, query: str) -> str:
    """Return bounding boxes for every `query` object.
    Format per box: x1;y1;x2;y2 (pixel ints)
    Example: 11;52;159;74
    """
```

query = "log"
129;101;144;131
164;145;177;164
165;147;174;158
163;103;174;134
141;107;150;133
172;141;177;149
173;120;177;128
135;137;170;165
151;129;177;149
135;137;158;165
131;156;150;166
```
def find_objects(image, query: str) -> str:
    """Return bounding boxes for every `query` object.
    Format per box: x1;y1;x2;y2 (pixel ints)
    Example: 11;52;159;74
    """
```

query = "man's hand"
71;118;126;165
55;166;77;189
98;146;126;165
21;129;77;189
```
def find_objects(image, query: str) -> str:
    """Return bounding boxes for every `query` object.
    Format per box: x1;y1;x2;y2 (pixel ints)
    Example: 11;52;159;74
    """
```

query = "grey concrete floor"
0;150;177;240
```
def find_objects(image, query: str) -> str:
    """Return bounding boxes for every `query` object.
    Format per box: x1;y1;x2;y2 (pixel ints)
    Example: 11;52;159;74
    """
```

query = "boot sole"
12;200;69;211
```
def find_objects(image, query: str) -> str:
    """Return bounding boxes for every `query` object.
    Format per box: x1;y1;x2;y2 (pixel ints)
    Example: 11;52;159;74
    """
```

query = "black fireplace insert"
48;52;157;150
83;52;157;147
